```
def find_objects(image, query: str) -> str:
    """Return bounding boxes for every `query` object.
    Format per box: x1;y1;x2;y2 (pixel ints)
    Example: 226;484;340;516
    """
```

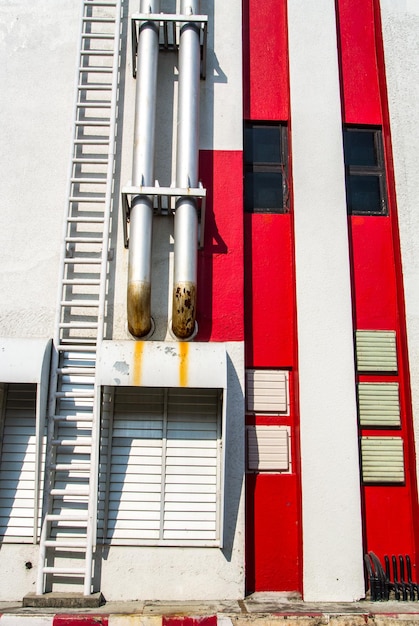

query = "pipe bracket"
122;183;206;250
131;13;208;79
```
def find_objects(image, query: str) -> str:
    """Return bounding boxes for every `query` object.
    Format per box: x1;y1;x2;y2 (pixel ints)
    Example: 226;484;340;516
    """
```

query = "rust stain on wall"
179;341;189;387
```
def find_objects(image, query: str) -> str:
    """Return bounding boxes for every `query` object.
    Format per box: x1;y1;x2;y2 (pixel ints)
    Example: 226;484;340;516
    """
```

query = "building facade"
0;0;418;604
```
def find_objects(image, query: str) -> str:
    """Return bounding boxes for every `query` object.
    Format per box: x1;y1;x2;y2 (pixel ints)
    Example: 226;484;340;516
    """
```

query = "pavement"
2;594;419;625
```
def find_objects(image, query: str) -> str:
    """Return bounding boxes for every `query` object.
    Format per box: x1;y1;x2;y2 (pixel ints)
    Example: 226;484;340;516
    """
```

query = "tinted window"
244;123;288;214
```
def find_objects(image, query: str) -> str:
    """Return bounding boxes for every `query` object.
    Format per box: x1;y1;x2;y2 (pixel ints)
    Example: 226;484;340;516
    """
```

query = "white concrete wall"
0;0;78;338
380;0;419;492
288;0;365;602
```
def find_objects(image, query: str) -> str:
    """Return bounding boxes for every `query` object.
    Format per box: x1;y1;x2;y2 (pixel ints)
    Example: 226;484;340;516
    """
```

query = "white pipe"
171;0;201;340
127;0;160;338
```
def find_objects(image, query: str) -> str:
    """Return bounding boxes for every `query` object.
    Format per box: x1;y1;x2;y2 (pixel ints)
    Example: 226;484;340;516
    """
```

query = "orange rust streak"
179;342;189;387
133;341;145;386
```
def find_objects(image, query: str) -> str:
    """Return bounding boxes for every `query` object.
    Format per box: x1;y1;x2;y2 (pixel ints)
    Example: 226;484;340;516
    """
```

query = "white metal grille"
247;425;290;472
246;369;289;414
355;330;398;372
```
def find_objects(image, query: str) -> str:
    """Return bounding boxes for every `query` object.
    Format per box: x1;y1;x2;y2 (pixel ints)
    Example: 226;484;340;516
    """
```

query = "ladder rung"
67;216;105;222
53;414;93;422
54;390;95;397
50;487;90;495
84;1;117;5
53;464;91;472
79;66;113;72
63;258;102;264
82;17;116;23
44;539;87;544
42;567;86;575
62;279;101;285
81;33;115;39
60;301;100;307
74;121;110;127
59;322;99;329
69;193;106;200
65;235;103;242
72;158;108;164
70;178;107;184
57;365;96;372
51;437;92;448
80;50;114;56
46;514;88;522
57;342;97;350
76;102;111;109
77;84;112;91
73;137;110;144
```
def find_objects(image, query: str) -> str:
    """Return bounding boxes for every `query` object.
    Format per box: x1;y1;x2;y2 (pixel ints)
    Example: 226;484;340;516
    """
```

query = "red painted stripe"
243;0;289;120
162;618;217;626
53;616;108;626
197;150;244;342
336;0;381;124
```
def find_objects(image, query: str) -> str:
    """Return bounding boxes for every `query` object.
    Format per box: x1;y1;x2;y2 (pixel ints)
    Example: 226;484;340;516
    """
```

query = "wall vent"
355;330;397;372
358;382;401;427
247;425;290;472
361;436;404;483
246;369;289;414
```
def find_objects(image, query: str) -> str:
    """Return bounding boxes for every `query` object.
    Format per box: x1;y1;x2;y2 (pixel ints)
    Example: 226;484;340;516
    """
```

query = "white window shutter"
99;386;221;545
246;369;289;414
0;384;44;541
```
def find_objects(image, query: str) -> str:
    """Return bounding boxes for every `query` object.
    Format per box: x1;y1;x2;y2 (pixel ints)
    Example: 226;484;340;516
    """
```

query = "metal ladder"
36;0;122;596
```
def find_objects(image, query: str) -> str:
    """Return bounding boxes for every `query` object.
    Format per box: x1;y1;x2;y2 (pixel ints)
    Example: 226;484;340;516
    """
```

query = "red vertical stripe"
243;0;289;120
53;616;108;626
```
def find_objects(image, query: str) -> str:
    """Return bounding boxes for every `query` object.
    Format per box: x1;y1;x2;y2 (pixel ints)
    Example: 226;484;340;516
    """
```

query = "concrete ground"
2;594;419;624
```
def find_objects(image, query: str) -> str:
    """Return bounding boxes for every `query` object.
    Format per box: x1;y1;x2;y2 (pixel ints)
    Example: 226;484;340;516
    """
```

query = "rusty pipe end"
127;281;152;338
171;281;197;340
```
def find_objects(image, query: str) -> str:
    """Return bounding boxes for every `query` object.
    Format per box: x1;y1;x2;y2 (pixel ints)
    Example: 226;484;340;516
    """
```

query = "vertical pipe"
127;0;160;338
171;0;201;339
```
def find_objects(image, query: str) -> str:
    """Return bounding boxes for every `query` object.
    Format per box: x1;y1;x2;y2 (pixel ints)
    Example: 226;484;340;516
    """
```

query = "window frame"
343;126;388;216
244;121;289;214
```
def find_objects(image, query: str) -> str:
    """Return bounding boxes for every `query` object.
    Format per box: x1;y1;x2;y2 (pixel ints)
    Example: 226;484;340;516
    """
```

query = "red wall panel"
244;214;295;368
243;0;289;121
197;150;244;342
337;0;381;125
246;474;301;592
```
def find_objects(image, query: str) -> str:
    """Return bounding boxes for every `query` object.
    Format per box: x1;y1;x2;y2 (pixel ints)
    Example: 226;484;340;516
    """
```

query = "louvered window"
98;386;222;546
0;384;45;542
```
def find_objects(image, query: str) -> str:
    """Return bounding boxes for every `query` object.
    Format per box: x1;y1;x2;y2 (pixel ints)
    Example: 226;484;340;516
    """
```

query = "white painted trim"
288;0;364;601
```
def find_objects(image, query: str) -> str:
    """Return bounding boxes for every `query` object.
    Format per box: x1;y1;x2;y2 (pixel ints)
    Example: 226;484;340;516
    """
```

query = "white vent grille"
247;426;290;472
355;330;397;372
361;437;404;483
246;369;289;414
358;383;401;427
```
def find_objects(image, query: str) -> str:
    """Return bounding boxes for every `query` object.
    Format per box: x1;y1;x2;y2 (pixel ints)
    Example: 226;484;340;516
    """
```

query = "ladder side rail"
84;0;122;594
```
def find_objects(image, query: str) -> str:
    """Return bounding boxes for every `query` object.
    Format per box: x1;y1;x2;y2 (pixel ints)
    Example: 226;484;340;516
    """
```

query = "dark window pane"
347;175;382;214
244;126;281;164
344;130;378;166
245;171;283;212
